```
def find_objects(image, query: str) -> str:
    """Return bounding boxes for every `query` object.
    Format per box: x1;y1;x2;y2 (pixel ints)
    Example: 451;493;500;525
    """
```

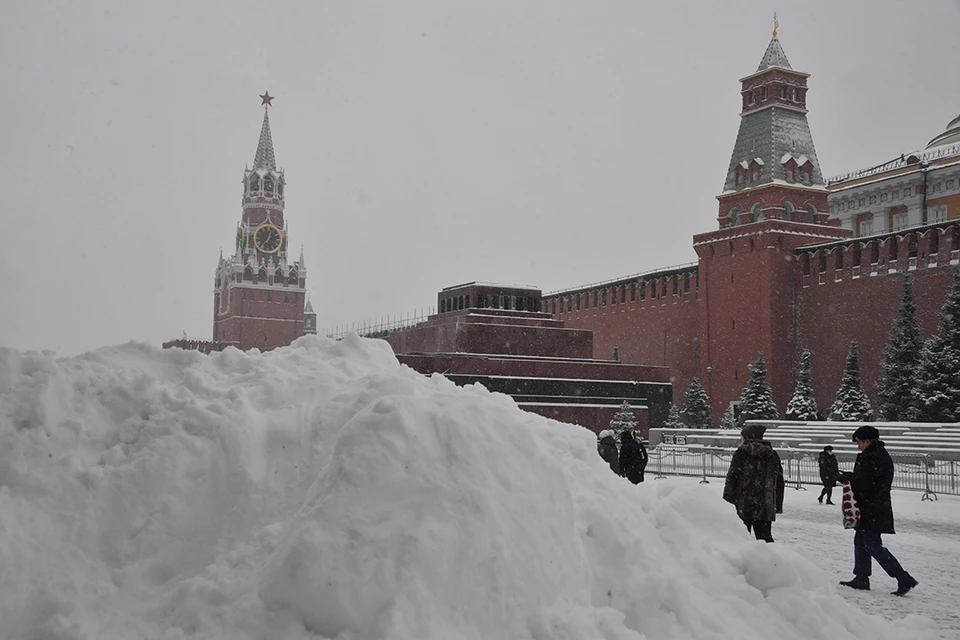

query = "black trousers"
745;519;774;542
819;483;834;502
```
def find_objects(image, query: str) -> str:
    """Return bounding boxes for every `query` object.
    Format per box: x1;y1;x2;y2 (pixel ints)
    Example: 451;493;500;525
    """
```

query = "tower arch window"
728;207;740;227
804;206;816;224
288;270;298;285
751;203;762;222
783;201;795;221
244;266;254;281
264;176;274;193
275;268;284;283
250;176;261;192
258;266;268;282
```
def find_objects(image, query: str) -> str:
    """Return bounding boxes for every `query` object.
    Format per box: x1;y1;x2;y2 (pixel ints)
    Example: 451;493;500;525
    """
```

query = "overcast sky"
2;1;959;355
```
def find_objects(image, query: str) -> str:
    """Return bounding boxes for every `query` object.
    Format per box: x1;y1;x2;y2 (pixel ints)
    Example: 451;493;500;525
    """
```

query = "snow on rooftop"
0;337;948;639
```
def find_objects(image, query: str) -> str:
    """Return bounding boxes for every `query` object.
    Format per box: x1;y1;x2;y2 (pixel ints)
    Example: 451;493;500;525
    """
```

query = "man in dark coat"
619;429;648;484
839;425;918;596
817;445;840;505
597;430;621;475
722;424;785;543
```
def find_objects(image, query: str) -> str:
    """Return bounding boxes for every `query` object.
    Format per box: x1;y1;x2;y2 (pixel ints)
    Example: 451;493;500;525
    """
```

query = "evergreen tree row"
634;269;960;429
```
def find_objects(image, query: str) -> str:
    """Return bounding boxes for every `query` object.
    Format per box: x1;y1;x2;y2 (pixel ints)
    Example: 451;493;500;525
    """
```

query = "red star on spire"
259;91;274;107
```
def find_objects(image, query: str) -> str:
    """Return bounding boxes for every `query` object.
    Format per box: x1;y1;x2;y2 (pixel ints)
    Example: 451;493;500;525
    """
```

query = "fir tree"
664;404;685;429
876;274;923;421
912;268;960;422
680;377;713;429
829;340;873;421
738;352;779;424
608;401;637;441
785;348;819;421
720;404;738;429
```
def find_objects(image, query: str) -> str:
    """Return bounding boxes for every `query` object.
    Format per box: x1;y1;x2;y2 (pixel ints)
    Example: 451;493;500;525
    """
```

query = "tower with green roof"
716;24;830;229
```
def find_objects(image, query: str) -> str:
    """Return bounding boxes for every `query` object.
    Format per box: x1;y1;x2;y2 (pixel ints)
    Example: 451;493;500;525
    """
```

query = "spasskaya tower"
211;92;317;350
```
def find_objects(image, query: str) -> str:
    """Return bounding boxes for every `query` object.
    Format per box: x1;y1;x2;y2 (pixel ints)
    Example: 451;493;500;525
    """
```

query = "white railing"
648;446;954;500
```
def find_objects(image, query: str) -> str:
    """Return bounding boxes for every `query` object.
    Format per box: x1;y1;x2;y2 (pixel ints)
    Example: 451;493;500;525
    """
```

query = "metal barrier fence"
650;447;959;500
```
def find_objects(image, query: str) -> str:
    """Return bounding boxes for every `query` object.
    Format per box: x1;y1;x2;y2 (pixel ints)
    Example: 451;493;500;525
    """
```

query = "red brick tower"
692;28;849;418
212;93;310;351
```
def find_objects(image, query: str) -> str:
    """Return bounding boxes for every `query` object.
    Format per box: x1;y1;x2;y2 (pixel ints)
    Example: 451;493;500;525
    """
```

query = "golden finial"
772;12;779;38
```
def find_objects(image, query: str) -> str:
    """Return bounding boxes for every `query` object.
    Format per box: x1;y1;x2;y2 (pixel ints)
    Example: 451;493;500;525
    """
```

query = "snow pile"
0;336;943;639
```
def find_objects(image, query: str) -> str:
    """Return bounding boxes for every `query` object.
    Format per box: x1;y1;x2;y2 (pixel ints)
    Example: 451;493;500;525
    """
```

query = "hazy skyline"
3;1;959;355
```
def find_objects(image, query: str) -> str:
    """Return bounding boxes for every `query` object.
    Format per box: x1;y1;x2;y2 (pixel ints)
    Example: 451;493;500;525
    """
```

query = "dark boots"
840;576;870;591
892;576;918;596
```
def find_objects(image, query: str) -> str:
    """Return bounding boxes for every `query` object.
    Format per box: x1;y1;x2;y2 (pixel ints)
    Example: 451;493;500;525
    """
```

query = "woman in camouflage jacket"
722;424;785;542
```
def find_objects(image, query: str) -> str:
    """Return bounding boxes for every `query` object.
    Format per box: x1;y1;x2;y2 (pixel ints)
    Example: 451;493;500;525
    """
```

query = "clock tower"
212;93;314;351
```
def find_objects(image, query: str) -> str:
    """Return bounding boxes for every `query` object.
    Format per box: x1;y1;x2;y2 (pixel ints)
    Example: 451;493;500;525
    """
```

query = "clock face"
254;224;282;254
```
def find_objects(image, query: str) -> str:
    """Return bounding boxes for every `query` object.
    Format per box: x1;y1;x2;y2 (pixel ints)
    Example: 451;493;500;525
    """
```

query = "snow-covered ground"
0;335;957;639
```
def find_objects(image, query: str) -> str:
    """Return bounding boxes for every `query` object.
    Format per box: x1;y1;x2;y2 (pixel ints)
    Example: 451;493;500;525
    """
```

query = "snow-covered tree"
680;377;713;429
912;268;960;422
876;274;923;421
829;340;873;421
785;348;819;421
720;404;738;430
664;404;684;429
608;401;637;440
738;352;779;424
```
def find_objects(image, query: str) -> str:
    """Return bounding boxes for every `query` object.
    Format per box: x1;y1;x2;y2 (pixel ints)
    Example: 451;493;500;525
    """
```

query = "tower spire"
253;92;277;170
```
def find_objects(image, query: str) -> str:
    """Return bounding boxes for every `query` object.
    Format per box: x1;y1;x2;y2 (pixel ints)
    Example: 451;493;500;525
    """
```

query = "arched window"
264;176;274;193
288;270;298;285
258;266;268;281
728;207;740;227
275;268;284;283
250;175;261;192
783;201;795;221
751;203;763;222
804;206;816;224
243;266;254;281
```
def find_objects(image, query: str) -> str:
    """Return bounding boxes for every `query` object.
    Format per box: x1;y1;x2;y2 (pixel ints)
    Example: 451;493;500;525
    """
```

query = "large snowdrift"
0;336;942;639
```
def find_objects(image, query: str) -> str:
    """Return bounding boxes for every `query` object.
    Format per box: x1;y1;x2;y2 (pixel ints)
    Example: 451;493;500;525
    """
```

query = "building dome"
926;112;960;149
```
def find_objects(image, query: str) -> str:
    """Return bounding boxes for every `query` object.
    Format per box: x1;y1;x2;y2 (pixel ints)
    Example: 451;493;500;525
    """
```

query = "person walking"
817;445;840;505
839;425;918;596
619;429;648;484
722;424;785;542
597;429;621;475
